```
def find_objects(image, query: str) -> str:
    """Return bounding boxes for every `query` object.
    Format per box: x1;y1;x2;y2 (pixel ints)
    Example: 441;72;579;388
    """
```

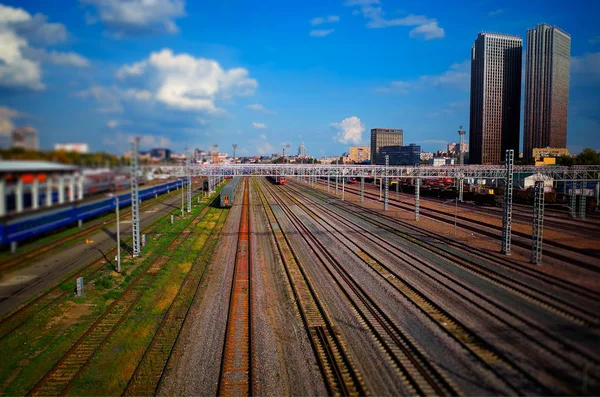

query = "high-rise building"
370;128;403;165
298;142;307;158
523;24;570;163
349;146;370;163
377;144;421;165
12;126;39;151
54;143;89;153
469;33;522;164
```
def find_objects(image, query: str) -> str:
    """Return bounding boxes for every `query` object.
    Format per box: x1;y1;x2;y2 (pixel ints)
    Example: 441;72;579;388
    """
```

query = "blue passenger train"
0;179;185;247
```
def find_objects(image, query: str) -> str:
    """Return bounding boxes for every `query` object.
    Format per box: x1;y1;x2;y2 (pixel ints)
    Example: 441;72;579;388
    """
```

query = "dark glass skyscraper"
523;24;570;163
370;128;403;165
469;33;522;164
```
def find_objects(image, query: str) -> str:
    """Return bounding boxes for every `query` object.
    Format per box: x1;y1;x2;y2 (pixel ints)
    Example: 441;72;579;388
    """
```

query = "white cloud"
0;106;22;137
105;132;173;151
124;88;153;101
107;120;119;128
409;21;445;40
377;60;470;93
253;122;267;129
80;0;186;37
116;49;257;113
344;0;444;39
0;4;88;90
76;85;124;113
571;52;600;85
310;15;340;25
22;47;90;67
310;29;334;37
488;9;503;17
589;36;600;45
255;141;274;155
246;103;275;114
332;116;364;144
259;133;267;140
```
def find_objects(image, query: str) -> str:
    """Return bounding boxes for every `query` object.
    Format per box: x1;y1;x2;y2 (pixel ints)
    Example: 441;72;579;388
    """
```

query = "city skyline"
0;0;599;157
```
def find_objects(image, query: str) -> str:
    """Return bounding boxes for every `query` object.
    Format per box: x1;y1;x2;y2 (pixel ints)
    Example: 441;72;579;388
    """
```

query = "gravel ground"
158;191;242;397
313;180;600;291
292;180;600;394
248;183;327;396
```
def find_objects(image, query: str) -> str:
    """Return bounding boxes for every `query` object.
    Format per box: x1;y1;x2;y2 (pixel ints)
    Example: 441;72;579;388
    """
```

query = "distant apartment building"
430;157;456;166
12;126;39;151
298;142;307;158
377;144;421;166
447;142;468;155
349;146;370;163
370;128;403;165
523;23;570;163
54;143;89;154
420;152;434;161
532;147;569;160
469;32;522;164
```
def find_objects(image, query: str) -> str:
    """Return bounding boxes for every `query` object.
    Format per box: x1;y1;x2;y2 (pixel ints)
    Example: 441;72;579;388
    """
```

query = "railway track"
123;207;228;396
0;191;208;342
0;185;187;272
286;180;600;394
254;179;365;396
261;179;459;396
26;195;218;397
217;178;253;396
334;181;600;272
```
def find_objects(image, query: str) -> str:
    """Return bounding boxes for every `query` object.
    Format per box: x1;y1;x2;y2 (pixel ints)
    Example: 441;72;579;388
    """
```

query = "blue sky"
0;0;598;157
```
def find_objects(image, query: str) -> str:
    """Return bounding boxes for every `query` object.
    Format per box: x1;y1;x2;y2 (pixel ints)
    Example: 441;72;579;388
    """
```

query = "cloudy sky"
0;0;598;157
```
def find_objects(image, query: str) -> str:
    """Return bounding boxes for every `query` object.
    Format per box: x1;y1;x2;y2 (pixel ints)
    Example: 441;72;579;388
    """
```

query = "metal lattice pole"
415;166;420;221
130;138;141;257
186;154;192;213
569;180;577;218
579;177;587;219
459;176;464;202
342;176;345;201
360;176;364;202
335;160;339;196
501;149;514;255
531;180;545;265
384;155;389;211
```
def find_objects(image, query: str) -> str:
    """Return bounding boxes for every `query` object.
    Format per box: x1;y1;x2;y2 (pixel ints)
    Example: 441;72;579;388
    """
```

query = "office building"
469;32;522;164
12;126;39;151
377;144;421;166
447;142;468;156
349;146;370;163
523;23;570;163
370;128;403;165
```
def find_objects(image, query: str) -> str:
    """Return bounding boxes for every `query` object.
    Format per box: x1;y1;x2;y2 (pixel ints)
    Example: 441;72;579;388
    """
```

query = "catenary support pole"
130;138;141;257
579;177;587;219
569;180;577;218
384;155;389;211
116;196;121;273
360;176;364;202
531;180;545;265
415;172;420;221
501;149;514;255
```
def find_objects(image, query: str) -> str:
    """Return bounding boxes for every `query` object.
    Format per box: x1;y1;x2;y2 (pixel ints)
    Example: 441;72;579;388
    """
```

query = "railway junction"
0;158;599;396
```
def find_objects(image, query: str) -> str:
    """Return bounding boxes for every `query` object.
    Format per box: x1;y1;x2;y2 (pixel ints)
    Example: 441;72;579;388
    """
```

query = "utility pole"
114;196;121;272
130;137;140;257
186;147;192;213
458;126;466;165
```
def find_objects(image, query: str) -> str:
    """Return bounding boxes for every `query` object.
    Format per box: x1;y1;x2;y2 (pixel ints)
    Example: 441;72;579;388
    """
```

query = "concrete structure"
370;128;403;165
377;144;421;166
12;127;39;151
532;147;569;160
469;32;522;164
0;161;81;217
524;24;570;163
54;143;89;154
298;142;307;158
349;146;370;163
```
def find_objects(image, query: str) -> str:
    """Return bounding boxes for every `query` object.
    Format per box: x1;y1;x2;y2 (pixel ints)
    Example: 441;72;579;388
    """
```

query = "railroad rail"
0;191;207;342
336;181;600;272
217;178;253;396
27;195;218;396
284;180;600;394
261;179;459;396
124;208;228;396
254;179;365;397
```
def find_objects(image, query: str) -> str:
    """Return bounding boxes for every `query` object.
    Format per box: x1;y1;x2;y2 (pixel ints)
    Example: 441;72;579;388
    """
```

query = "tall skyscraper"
469;33;522;165
297;141;307;158
523;24;570;163
370;128;403;165
12;126;39;151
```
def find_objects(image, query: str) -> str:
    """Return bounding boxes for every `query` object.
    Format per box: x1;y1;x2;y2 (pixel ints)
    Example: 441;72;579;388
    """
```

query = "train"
267;175;287;185
0;179;185;248
220;177;242;208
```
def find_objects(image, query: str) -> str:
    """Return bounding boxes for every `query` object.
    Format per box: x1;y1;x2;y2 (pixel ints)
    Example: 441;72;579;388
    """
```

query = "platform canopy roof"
0;161;78;174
